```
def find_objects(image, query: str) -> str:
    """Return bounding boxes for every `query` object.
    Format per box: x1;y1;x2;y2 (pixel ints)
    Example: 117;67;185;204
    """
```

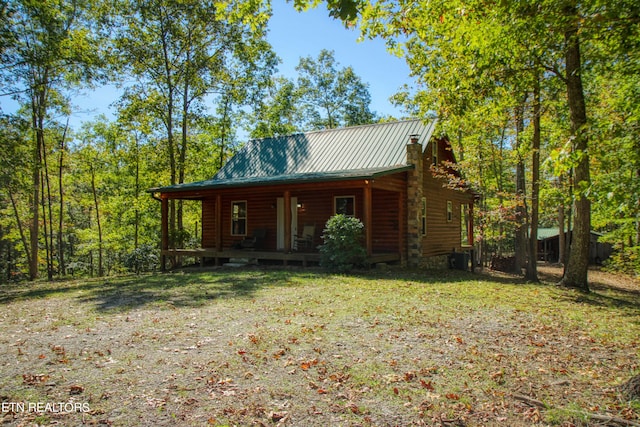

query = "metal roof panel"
151;119;437;193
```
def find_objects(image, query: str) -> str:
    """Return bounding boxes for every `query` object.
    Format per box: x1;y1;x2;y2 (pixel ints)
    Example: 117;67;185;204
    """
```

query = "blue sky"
268;1;413;119
1;1;413;128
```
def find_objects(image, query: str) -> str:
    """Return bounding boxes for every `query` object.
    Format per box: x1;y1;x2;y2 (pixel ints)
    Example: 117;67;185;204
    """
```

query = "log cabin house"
149;119;476;269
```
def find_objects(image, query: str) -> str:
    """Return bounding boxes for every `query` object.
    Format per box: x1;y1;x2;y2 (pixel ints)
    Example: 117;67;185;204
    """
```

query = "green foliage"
319;214;367;272
122;244;159;274
604;246;640;277
2;0;640;281
249;76;302;138
296;49;376;129
248;49;378;136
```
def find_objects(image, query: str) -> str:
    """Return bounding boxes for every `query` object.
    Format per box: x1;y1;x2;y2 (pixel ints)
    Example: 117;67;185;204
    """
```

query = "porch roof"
150;164;413;193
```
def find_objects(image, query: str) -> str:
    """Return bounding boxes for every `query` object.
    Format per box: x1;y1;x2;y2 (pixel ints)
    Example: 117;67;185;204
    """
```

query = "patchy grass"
0;266;638;426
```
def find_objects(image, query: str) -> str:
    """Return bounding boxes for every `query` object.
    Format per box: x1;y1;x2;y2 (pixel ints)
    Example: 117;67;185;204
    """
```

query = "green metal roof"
537;228;563;240
537;227;601;241
150;119;437;193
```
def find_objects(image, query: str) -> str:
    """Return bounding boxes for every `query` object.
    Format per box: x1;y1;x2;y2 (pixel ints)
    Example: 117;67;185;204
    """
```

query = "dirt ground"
0;265;638;426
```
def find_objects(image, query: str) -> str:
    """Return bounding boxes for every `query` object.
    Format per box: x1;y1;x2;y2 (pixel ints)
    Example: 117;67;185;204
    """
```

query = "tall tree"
296;49;376;129
310;0;639;289
525;74;542;281
0;115;31;280
249;76;301;138
556;4;590;290
1;0;104;280
113;0;274;253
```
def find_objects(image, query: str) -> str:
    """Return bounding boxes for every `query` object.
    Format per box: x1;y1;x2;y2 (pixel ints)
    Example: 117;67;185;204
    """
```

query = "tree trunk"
29;100;45;281
41;141;54;280
9;189;31;270
178;57;191;248
160;16;177;259
90;165;103;277
57;121;68;275
514;100;528;275
40;168;52;280
134;133;140;249
559;9;590;292
219;96;232;169
526;74;541;281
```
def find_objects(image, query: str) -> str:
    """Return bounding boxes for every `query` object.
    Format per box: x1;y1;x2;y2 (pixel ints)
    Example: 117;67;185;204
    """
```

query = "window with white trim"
447;200;453;223
231;201;247;235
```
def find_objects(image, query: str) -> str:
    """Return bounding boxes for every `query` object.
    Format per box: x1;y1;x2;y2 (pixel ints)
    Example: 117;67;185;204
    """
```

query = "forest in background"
0;0;638;286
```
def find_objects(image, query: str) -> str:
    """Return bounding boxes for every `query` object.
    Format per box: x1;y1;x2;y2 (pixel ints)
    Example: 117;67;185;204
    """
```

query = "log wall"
197;179;411;255
422;139;475;257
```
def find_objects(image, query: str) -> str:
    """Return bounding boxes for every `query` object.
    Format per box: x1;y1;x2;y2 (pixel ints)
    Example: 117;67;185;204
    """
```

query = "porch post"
399;192;405;264
284;190;292;252
363;181;373;257
468;202;474;246
161;196;169;272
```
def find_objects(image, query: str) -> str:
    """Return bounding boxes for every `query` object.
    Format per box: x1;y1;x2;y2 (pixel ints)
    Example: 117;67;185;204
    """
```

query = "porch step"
223;257;255;267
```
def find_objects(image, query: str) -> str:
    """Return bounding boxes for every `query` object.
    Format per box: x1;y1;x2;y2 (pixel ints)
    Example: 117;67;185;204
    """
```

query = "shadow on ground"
0;268;300;311
2;265;638;316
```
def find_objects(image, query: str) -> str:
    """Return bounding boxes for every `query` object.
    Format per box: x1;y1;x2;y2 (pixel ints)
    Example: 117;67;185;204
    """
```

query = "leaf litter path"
0;267;638;426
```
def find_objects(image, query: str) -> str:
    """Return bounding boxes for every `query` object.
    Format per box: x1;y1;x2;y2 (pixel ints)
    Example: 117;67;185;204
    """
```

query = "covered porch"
160;248;401;268
154;170;410;270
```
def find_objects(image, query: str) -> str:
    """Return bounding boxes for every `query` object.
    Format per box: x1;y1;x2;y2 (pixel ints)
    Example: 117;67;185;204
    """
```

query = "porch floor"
161;248;401;268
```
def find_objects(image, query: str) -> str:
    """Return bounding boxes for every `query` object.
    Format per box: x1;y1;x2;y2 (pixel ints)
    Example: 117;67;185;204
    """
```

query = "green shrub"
319;214;367;272
123;244;159;274
604;245;640;276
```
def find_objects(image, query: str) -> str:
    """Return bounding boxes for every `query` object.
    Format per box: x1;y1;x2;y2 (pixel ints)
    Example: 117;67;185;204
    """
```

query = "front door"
276;197;297;250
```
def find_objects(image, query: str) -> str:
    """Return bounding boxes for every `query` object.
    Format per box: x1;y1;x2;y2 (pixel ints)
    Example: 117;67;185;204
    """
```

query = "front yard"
0;266;638;426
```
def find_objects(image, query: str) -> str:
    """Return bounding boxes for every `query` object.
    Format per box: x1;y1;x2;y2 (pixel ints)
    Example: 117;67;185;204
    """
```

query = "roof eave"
148;165;414;194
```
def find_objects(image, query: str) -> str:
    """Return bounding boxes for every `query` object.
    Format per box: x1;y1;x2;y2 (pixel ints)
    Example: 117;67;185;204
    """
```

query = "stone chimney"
406;134;424;267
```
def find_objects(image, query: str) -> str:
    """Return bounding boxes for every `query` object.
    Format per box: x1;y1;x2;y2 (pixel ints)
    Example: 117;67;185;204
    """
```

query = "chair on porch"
294;224;316;251
236;228;267;250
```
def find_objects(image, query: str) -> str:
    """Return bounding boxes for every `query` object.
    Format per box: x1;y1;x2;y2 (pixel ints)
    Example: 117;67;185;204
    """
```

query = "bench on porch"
233;228;267;250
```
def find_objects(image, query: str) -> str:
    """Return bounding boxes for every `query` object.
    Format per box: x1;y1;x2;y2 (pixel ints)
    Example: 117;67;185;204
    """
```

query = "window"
231;201;247;235
447;200;453;223
334;196;355;216
421;197;427;236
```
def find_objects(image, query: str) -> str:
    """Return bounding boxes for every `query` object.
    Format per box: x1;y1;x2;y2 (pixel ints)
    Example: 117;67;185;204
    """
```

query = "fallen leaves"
69;384;84;395
421;379;435;391
299;358;319;371
1;268;638;426
22;373;50;385
269;411;289;422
